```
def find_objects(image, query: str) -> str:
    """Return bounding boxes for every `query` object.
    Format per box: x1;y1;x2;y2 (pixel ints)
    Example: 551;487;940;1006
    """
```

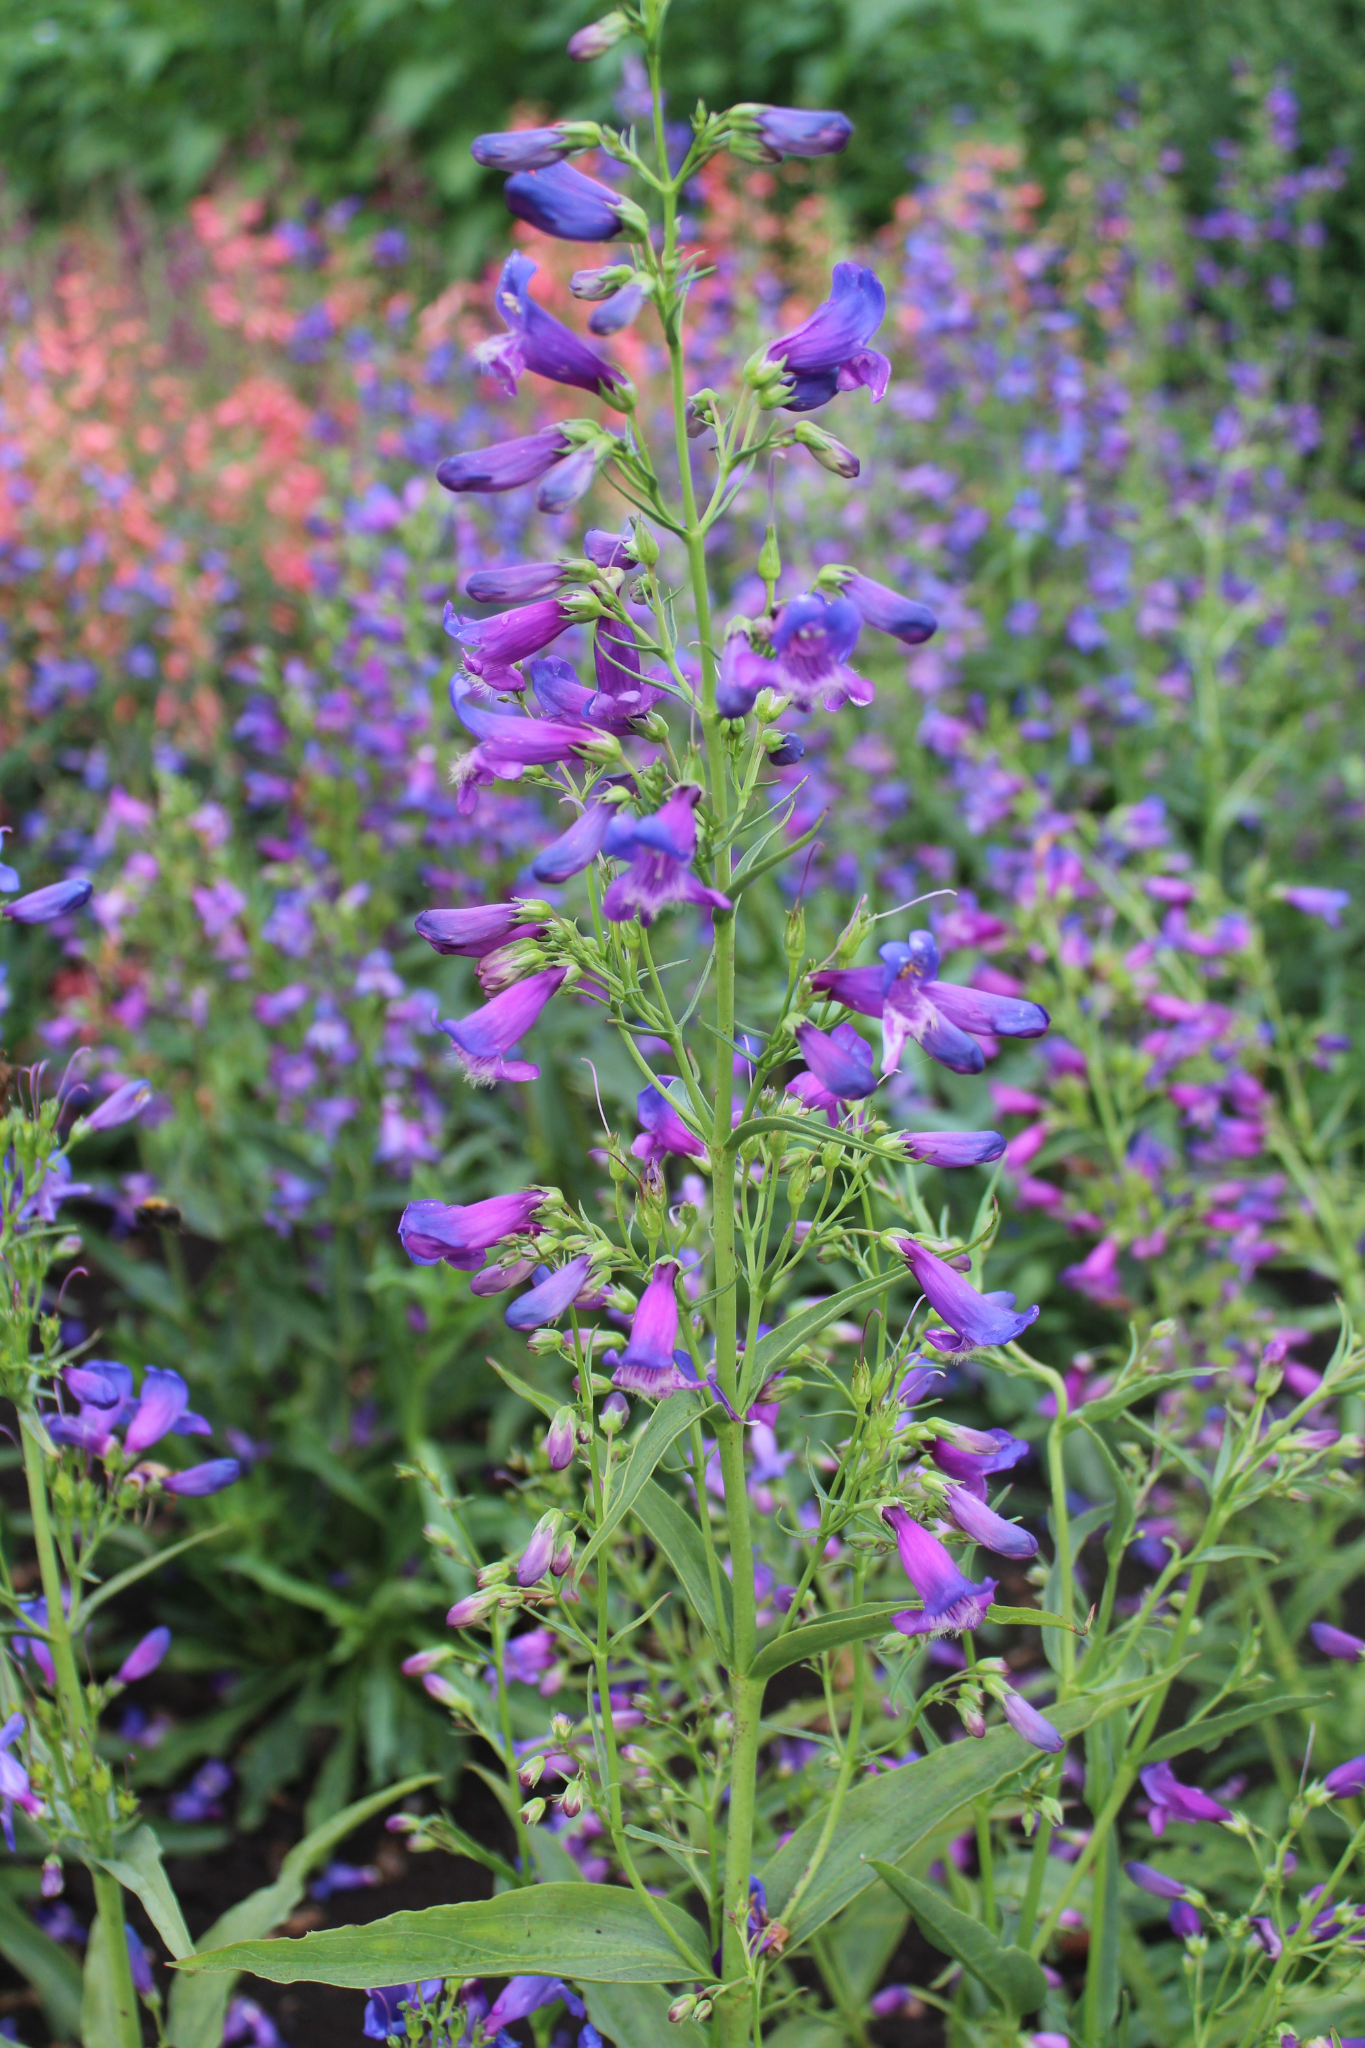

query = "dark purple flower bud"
590;621;663;727
115;1626;171;1684
791;421;861;476
766;732;804;765
478;254;630;408
769;593;868;713
567;10;629;58
446;1589;497;1628
837;571;938;645
125;1924;154;1997
463;562;570;605
436;426;572;495
1125;1861;1188;1901
584;528;635;568
469;1257;536;1297
929;1425;1028;1495
1310;1621;1365;1661
163;1459;240;1497
601;787;732;926
589;279;646;334
729;104;853;161
517;1514;562;1587
881;1504;996;1636
605;1262;700;1398
1139;1760;1233;1831
943;1486;1037;1560
471;127;584;171
414;904;547;958
901;1130;1006;1168
543;1407;576;1470
897;1239;1039;1349
1324;1756;1365;1797
1250;1915;1283;1958
762;262;890;412
398;1191;543;1269
1169;1901;1202;1940
632;1076;706;1163
439;967;568;1085
125;1369;191;1456
3;877;93;923
74;1079;153;1133
1001;1690;1064;1753
531;803;615;884
505;164;646;243
505;1255;595;1330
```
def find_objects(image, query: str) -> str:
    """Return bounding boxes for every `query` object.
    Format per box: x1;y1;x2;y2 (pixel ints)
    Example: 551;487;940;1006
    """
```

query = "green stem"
91;1865;144;2048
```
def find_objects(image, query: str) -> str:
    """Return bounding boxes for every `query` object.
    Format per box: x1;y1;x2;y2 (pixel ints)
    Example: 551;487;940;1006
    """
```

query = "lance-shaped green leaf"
172;1883;713;1988
1143;1693;1325;1764
764;1679;1155;1944
751;1601;1078;1681
576;1393;708;1580
0;1889;82;2040
749;1271;896;1387
868;1862;1047;2014
96;1824;193;1959
587;1981;708;2047
635;1478;733;1653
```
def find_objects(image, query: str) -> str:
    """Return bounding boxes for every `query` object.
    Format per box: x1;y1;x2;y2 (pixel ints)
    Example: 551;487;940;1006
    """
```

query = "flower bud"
401;1647;453;1676
629;519;660;568
600;1390;630;1434
528;1328;569;1356
567;10;630;59
668;1995;699;2023
753;687;789;724
40;1858;63;1899
519;1795;547;1825
784;904;806;967
423;1672;468;1709
832;895;872;965
791;421;860;477
570;263;637;300
518;1755;546;1789
544;1406;576;1471
476;1559;512;1590
551;1536;575;1578
477;938;548;994
518;1512;563;1587
446;1589;498;1629
693;1999;714;2023
559;1778;586;1818
743;347;793;402
757;524;781;589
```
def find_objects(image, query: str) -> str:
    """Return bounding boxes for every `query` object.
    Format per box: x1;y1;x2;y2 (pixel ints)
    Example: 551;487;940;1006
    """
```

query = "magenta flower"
477;253;629;407
901;1129;1005;1168
505;1255;595;1330
3;877;93;923
464;561;569;604
446;596;574;683
605;1262;700;1397
436;426;573;495
1001;1691;1063;1753
1281;885;1350;926
769;593;870;712
504;163;642;242
881;1504;996;1636
439;967;567;1085
414;904;546;958
929;1424;1028;1494
543;1408;576;1470
74;1079;152;1133
785;1021;878;1122
115;1626;171;1684
0;1715;44;1849
124;1368;194;1457
1324;1756;1365;1797
452;687;613;811
632;1078;706;1163
1061;1236;1126;1307
601;787;732;926
1139;1760;1233;1833
897;1240;1039;1349
1310;1620;1364;1661
591;619;663;724
398;1191;543;1268
811;928;1049;1076
764;262;890;411
943;1486;1037;1559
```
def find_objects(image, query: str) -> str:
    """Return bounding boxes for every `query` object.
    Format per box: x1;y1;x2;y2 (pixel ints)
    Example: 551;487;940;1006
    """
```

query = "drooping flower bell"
785;1021;878;1123
896;1239;1040;1351
881;1504;996;1636
604;1263;700;1397
3;877;93;924
436;426;574;495
471;125;596;171
504;1257;604;1332
811;928;1049;1076
761;262;890;412
601;787;732;926
1139;1760;1233;1834
484;1976;586;2032
504;163;647;243
818;567;939;645
438;967;568;1085
477;254;631;409
769;593;870;713
1001;1690;1063;1753
445;596;576;686
529;802;616;885
632;1077;707;1162
901;1129;1006;1168
414;903;547;958
451;683;617;812
398;1191;543;1268
727;104;853;161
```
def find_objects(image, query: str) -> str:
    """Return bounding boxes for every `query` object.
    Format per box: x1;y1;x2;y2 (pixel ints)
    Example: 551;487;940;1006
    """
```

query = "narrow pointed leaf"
752;1601;1078;1681
0;1889;83;2040
576;1393;708;1579
868;1861;1047;2014
96;1824;193;1959
1143;1693;1325;1764
635;1478;733;1651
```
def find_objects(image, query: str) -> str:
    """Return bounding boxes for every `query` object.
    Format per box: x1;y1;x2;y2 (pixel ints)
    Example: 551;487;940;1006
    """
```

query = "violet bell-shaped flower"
3;877;93;924
505;1255;596;1330
601;787;732;926
1125;1861;1190;1901
604;1262;700;1398
716;633;776;719
451;684;616;813
471;126;592;171
761;262;890;412
897;1239;1040;1349
1139;1760;1233;1833
477;254;631;408
463;560;573;605
504;163;646;243
901;1129;1006;1168
728;104;853;161
785;1021;878;1122
414;903;547;958
530;802;616;884
881;1504;996;1636
445;595;575;683
438;967;568;1085
72;1078;153;1133
769;593;870;713
818;568;938;645
632;1077;706;1162
810;927;1049;1076
161;1460;240;1497
436;426;573;495
398;1191;543;1268
942;1485;1038;1560
1001;1691;1064;1753
115;1626;171;1684
1310;1620;1365;1661
0;1714;44;1849
929;1424;1028;1496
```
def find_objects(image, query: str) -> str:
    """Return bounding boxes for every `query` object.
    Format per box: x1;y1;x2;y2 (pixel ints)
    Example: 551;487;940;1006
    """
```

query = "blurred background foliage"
5;0;1365;330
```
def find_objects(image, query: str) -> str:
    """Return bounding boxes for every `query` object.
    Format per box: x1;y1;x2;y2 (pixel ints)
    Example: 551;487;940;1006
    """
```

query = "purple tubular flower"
363;1986;442;2042
3;877;93;923
944;1486;1038;1560
840;572;938;645
530;654;595;722
1169;1901;1202;1940
463;561;569;604
811;928;1048;1077
115;1626;171;1684
447;596;574;680
125;1924;154;1997
543;1408;576;1471
535;442;606;513
451;687;611;808
414;905;545;958
479;253;628;406
601;787;732;926
438;967;567;1085
770;594;870;712
76;1080;153;1133
605;1262;699;1398
592;619;662;725
589;279;645;334
124;1369;190;1456
530;804;615;884
896;1362;945;1408
48;1412;118;1455
716;635;775;718
64;1360;134;1415
1324;1756;1365;1797
436;427;571;495
1001;1691;1064;1753
632;1077;706;1163
471;127;581;170
505;164;638;242
517;1515;561;1586
786;1021;878;1122
0;1716;44;1846
902;1129;1005;1168
1125;1861;1188;1901
764;262;890;412
1250;1916;1283;1959
398;1191;542;1269
505;1255;594;1330
163;1459;241;1497
585;528;633;568
738;105;853;160
484;1977;585;2031
897;1239;1040;1349
882;1504;997;1636
1281;885;1350;926
1310;1620;1365;1661
1139;1760;1233;1830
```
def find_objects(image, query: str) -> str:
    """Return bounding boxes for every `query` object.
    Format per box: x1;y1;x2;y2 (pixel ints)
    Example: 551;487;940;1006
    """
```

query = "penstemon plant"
174;7;1365;2047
